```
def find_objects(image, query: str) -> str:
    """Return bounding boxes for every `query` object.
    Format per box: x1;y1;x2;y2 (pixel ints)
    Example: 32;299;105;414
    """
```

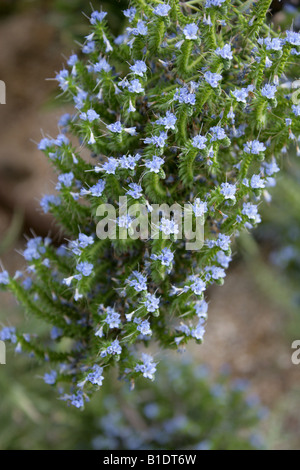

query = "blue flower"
216;251;232;268
174;87;196;105
107;121;122;133
0;271;9;285
76;261;94;277
192;198;208;217
130;20;148;36
135;353;157;380
90;11;107;24
80;109;100;122
82;40;95;54
220;182;236;200
292;105;300;117
216;233;231;251
156;111;177;130
128;79;144;93
44;370;57;385
145;156;164;173
153;3;171;16
183;23;198;40
137;320;152;336
144;293;160;313
151;247;174;266
263;37;283;51
215;44;233;60
209;125;226;141
261;84;277;99
67;54;78;66
86;365;104;386
101;339;122;357
190;278;206;295
144;131;168;148
40;194;61;213
192;135;207;149
205;0;226;7
56;172;74;189
55;69;69;91
123;7;136;23
243;140;266;154
126;183;143;199
232;85;254;103
104;307;121;329
242;202;258;220
204;71;222;88
93;58;112;73
102;157;119;174
286;30;300;46
127;271;147;292
23;238;45;261
159;217;179;235
130;60;147;77
250;174;265;189
0;326;17;343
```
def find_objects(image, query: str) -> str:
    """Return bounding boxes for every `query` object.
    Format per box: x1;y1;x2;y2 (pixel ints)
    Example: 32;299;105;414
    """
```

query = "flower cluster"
0;0;298;407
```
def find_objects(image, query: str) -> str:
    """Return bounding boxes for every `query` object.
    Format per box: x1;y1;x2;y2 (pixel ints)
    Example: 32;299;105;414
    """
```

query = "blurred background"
0;0;300;450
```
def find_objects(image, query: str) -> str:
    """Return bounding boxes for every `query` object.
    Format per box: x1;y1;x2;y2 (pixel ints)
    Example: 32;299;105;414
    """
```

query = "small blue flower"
102;157;119;174
216;233;231;251
137;320;152;336
243;140;266;154
130;60;147;77
190;278;206;295
220;182;236;200
156;111;177;130
67;54;78;66
80;109;100;122
55;69;69;91
242;202;258;220
183;23;198;40
263;37;283;51
174;87;196;105
127;271;147;292
145;156;164;173
107;121;122;133
82;40;95;54
292;105;300;117
285;30;300;46
40;195;61;214
215;44;233;60
104;307;121;329
159;217;179;235
192;198;208;217
192;135;207;149
56;172;74;190
135;353;157;380
205;0;226;7
44;370;57;385
204;71;222;88
130;20;148;36
76;261;94;277
128;79;144;93
123;7;136;23
232;85;254;103
93;58;112;73
261;84;277;99
90;11;107;24
250;174;265;189
0;326;17;343
126;183;143;199
151;247;174;266
86;365;104;386
153;3;171;16
0;271;10;285
209;125;226;141
144;293;160;313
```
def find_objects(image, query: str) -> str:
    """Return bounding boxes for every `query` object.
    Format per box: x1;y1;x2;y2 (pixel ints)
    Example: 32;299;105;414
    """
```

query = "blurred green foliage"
0;349;264;450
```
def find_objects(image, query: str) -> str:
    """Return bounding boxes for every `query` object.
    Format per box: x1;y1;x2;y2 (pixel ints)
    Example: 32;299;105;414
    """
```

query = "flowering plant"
0;0;299;407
